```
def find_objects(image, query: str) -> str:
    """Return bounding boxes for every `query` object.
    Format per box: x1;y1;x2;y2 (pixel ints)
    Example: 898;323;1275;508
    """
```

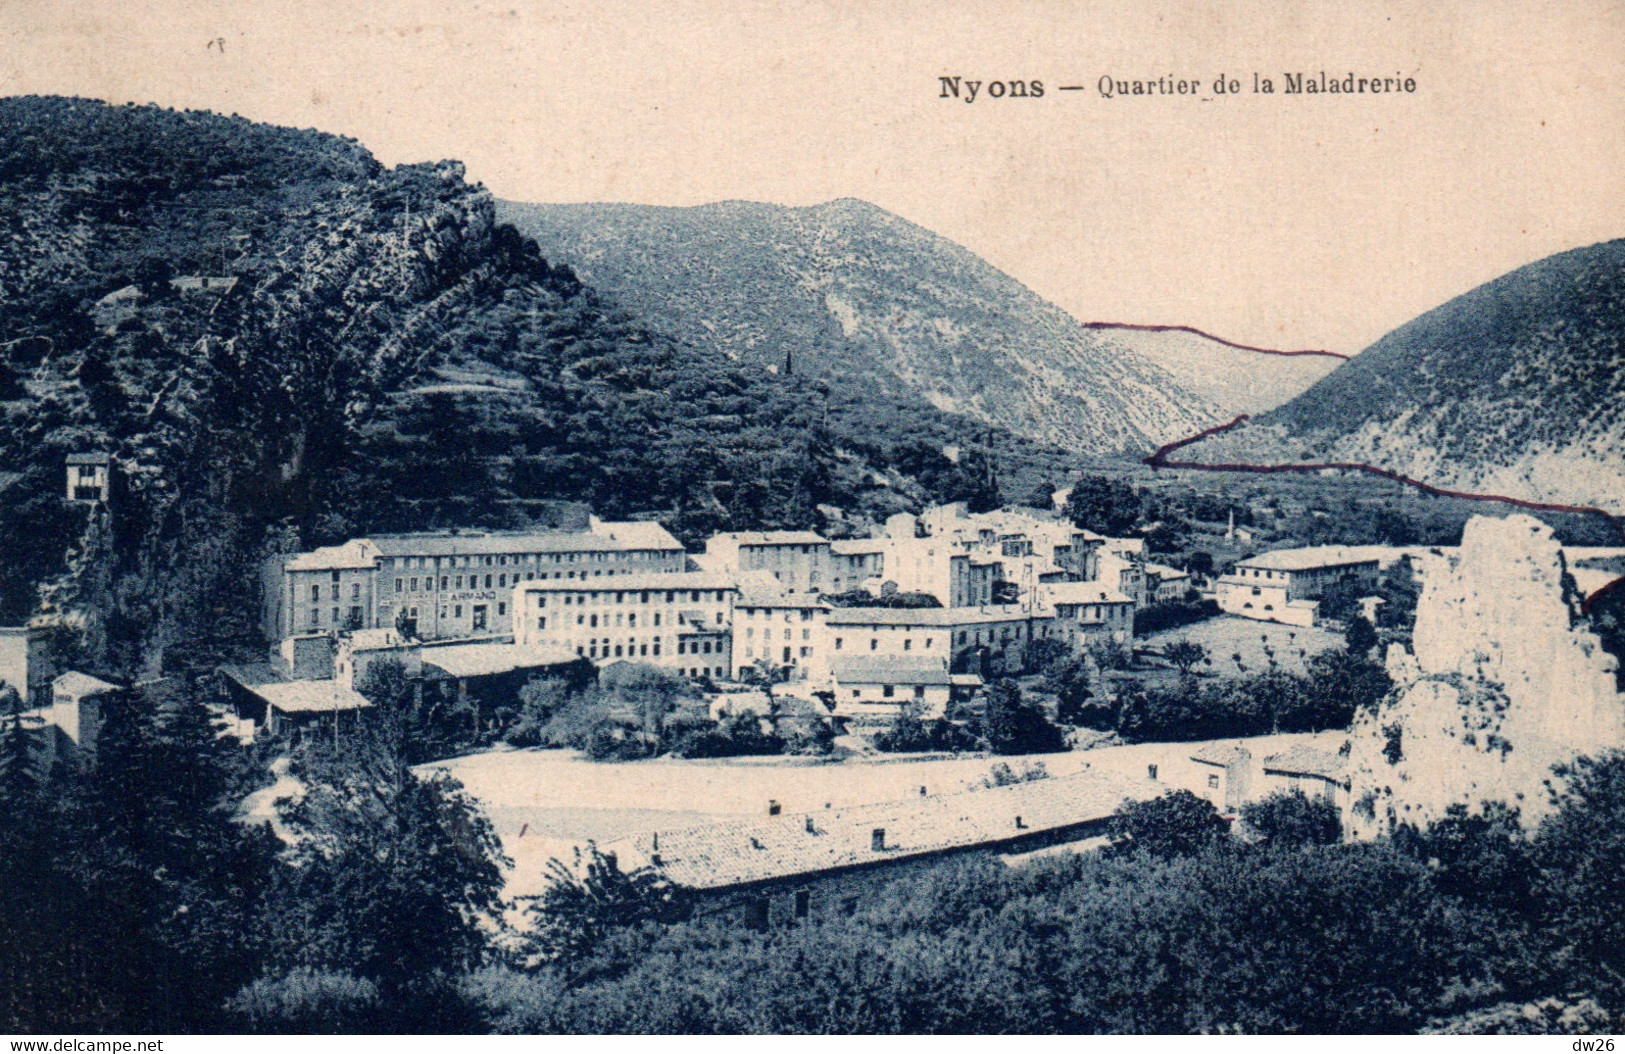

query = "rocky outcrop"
1346;514;1625;837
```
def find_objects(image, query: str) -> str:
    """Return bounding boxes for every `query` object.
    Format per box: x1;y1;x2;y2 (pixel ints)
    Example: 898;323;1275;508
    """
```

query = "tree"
1109;790;1228;858
1240;790;1343;847
262;709;508;1019
0;680;39;811
1535;751;1625;1001
1064;474;1141;536
1345;615;1379;659
527;845;691;968
981;679;1066;755
1020;481;1055;511
1163;640;1209;676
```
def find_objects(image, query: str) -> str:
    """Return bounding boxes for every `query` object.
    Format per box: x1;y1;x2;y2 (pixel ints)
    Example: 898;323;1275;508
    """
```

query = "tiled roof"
1190;742;1251;767
830;538;887;555
369;532;614;558
1263;746;1348;783
253;680;373;715
598;770;1159;891
1044;582;1133;606
283;539;380;572
1238;546;1390;572
591;521;685;551
710;531;828;547
219;662;285;689
828;657;951;686
419;641;579;679
53;671;120;696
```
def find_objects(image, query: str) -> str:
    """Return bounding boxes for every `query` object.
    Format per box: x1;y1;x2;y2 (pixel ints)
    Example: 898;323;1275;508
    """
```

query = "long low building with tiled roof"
587;769;1161;927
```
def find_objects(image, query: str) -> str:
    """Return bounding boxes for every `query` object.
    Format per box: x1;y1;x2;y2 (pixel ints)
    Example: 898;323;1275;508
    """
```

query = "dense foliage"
462;755;1625;1034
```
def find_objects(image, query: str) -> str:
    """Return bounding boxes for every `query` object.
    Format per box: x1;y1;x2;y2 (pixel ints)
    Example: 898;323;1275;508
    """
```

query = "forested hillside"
499;199;1231;453
1172;240;1625;514
0;97;1049;677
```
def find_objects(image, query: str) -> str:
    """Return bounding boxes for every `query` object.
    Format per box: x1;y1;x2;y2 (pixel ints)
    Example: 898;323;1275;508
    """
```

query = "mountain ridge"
1164;238;1625;515
499;197;1270;454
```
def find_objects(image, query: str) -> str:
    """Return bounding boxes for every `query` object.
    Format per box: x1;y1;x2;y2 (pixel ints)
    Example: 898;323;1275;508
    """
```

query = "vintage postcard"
0;0;1621;1038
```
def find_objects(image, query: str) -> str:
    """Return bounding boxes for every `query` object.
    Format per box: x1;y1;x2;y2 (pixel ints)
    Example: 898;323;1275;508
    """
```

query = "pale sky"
3;0;1621;354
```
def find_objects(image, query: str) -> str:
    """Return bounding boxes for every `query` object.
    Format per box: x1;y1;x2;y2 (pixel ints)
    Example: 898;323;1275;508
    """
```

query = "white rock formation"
1347;514;1625;837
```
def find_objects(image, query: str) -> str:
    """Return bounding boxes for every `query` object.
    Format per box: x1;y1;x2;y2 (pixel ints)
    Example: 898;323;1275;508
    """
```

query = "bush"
225;969;381;1034
667;711;784;759
1240;790;1343;847
981;679;1067;755
1109;790;1228;858
1134;596;1219;636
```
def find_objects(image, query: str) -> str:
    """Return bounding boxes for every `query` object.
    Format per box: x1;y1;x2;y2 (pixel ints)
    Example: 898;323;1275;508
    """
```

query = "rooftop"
708;531;828;548
420;641;580;679
597;770;1157;891
830;538;887;555
1237;546;1394;572
1262;745;1348;783
1044;582;1134;606
1190;742;1252;767
65;452;111;466
828;657;952;686
253;680;373;715
283;523;685;569
54;671;121;697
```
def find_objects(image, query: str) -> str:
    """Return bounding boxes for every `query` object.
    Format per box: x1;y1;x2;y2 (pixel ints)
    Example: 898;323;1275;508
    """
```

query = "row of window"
307;605;365;629
741;645;812;661
542;611;666;630
744;627;812;641
310;583;363;602
557;636;726;657
391;550;671;571
540;589;727;606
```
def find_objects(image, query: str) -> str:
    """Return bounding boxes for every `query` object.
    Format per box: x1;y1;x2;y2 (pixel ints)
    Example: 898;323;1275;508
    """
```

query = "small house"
66;452;112;504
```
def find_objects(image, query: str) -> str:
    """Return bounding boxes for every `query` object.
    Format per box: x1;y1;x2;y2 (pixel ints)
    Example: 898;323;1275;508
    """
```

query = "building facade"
513;571;736;680
703;532;831;594
1215;547;1382;627
262;520;687;643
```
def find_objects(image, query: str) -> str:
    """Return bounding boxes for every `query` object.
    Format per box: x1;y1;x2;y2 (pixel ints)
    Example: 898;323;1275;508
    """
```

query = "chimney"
871;828;886;852
652;831;659;851
768;799;782;816
919;785;927;796
1147;763;1159;780
1015;815;1026;829
805;815;816;834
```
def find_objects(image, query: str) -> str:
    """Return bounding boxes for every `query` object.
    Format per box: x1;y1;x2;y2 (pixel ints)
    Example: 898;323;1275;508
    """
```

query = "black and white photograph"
0;0;1622;1038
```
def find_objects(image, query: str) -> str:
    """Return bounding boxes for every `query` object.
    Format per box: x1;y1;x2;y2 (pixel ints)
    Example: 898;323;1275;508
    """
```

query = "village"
11;451;1624;931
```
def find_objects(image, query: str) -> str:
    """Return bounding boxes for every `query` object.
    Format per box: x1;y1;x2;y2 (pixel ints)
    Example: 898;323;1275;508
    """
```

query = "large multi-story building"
702;531;831;594
732;571;830;682
1214;546;1383;627
828;538;885;594
871;513;998;607
513;571;735;680
262;520;687;643
1043;581;1136;648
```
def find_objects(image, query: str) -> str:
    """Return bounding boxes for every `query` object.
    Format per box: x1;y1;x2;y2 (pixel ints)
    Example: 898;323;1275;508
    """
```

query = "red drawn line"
1083;321;1350;360
1146;414;1625;611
